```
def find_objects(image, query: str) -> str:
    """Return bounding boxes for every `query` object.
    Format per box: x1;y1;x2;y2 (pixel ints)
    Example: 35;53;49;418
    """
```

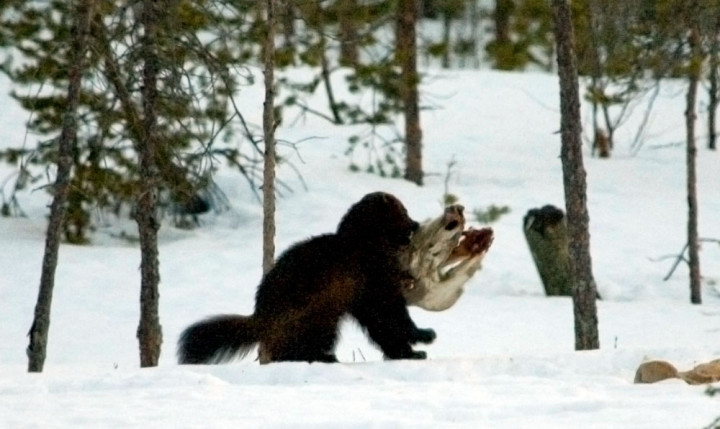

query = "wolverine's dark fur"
178;192;436;364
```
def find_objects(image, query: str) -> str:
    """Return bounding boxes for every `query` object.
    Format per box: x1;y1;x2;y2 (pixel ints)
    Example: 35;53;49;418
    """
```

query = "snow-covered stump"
523;205;572;296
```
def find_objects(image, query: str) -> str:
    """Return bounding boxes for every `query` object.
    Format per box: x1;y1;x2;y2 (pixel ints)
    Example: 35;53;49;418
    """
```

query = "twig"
442;156;457;206
663;238;720;281
663;242;690;281
292;101;341;125
630;84;661;154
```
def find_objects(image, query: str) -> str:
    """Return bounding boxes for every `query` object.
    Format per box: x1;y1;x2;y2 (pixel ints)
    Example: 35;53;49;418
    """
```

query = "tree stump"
523;205;572;296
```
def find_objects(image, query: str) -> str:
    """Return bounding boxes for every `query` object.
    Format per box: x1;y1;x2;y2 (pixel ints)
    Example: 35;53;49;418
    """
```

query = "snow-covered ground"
1;69;718;428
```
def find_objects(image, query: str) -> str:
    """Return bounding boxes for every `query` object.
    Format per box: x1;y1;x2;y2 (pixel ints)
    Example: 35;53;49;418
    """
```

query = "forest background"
0;1;719;426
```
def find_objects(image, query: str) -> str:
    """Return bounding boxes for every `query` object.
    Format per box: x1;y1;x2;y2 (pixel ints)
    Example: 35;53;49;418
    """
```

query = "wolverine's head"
337;192;419;248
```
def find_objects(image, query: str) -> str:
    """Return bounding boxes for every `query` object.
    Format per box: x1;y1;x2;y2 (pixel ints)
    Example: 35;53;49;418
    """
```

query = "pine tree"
262;0;277;274
0;1;266;241
27;0;94;373
278;0;422;181
551;0;600;351
685;0;703;304
397;0;423;185
135;0;164;368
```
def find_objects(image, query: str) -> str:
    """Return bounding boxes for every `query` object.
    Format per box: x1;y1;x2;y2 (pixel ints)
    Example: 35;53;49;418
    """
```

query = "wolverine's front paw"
410;327;436;344
405;350;427;360
387;350;427;360
384;346;428;360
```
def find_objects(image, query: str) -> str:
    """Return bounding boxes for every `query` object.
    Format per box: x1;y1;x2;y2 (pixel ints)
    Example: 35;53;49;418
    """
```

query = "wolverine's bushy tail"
177;315;258;364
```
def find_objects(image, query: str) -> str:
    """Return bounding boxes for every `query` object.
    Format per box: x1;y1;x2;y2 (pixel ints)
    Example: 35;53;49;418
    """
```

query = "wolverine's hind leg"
261;321;340;363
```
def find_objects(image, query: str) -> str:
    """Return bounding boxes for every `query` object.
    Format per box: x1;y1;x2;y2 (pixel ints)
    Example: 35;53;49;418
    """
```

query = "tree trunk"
397;0;423;185
551;0;600;351
600;103;615;154
708;30;719;151
136;0;163;367
441;11;451;69
262;0;277;274
338;0;359;67
686;20;702;305
494;0;513;48
523;206;572;296
27;0;93;373
491;0;514;70
469;0;482;69
278;0;296;52
320;46;343;125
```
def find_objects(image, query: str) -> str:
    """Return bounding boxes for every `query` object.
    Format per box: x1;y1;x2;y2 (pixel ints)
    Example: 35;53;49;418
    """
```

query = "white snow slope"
1;69;719;428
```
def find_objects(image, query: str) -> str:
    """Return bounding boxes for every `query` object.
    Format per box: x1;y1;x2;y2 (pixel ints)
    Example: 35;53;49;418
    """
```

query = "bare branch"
662;238;720;281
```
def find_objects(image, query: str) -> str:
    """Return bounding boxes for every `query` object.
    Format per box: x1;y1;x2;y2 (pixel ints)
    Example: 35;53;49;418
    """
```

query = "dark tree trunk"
491;0;514;70
338;0;359;67
708;30;719;151
600;104;615;153
136;0;163;367
441;11;451;69
397;0;423;185
263;0;277;274
551;0;600;351
593;128;611;159
320;47;343;125
586;4;613;157
686;21;702;305
278;0;296;52
494;0;513;47
467;0;482;69
27;0;93;373
709;65;718;151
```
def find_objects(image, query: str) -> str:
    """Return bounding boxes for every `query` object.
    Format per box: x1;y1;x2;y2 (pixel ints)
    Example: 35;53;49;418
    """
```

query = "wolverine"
177;192;435;364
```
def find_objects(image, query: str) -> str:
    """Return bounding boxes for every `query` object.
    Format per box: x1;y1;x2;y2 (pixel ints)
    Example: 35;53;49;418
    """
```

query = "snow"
1;68;719;428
